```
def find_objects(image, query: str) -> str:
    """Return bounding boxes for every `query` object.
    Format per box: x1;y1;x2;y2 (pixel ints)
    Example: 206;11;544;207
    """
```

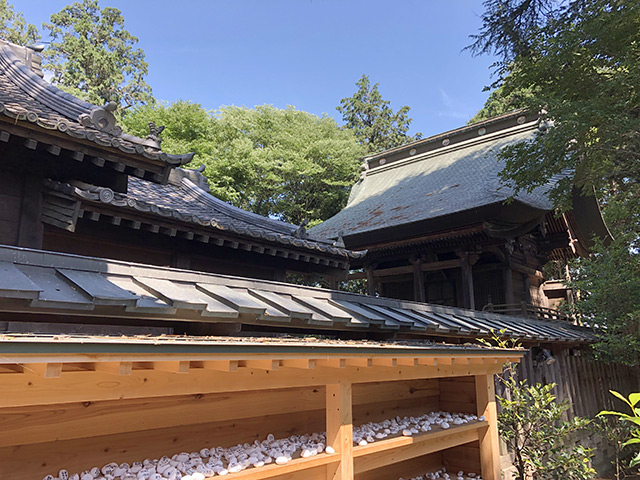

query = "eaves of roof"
0;245;596;344
42;177;365;264
0;41;194;180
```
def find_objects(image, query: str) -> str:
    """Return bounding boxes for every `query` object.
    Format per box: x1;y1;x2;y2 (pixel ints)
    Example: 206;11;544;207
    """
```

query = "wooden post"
326;381;353;480
411;257;426;303
365;265;377;297
503;267;515;305
475;374;500;480
458;252;476;310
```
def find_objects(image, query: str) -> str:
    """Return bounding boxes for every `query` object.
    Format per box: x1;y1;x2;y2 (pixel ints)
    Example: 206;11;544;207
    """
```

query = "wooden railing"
482;302;571;322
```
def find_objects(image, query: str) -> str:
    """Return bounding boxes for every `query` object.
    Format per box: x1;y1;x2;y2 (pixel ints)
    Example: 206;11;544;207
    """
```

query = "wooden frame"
0;348;519;480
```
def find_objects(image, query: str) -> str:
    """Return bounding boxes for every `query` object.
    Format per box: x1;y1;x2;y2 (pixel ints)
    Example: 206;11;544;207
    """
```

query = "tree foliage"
337;74;421;154
43;0;152;107
0;0;39;45
470;0;640;208
123;103;366;226
599;391;640;472
471;0;640;365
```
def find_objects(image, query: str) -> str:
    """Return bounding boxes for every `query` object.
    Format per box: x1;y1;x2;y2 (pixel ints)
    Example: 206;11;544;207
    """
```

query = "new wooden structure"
0;336;522;480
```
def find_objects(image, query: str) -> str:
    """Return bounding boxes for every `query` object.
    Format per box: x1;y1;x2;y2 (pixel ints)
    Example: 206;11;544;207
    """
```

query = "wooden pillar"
458;252;475;310
365;264;377;297
326;381;353;480
475;374;500;480
411;257;426;303
503;267;515;305
17;176;44;249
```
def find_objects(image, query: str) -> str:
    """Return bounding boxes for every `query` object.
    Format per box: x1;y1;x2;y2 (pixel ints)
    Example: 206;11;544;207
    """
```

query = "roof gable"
310;117;554;240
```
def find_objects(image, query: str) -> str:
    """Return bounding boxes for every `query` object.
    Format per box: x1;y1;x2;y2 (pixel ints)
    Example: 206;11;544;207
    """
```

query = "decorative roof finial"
293;219;309;239
146;122;165;148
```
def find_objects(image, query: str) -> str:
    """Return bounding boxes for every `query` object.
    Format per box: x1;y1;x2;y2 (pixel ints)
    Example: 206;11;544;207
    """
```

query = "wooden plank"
0;387;328;447
95;361;132;376
23;363;62;378
281;359;316;369
353;421;483;473
356;452;441;480
326;382;353;480
344;358;372;368
240;360;280;371
442;443;481;473
317;359;346;369
153;361;190;374
0;363;502;408
0;409;327;480
353;396;440;426
202;360;239;372
371;358;397;367
475;374;500;480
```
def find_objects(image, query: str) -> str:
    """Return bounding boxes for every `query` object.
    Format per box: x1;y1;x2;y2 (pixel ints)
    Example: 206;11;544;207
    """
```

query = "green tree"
470;0;640;365
0;0;39;45
123;103;366;226
467;85;534;124
337;74;421;154
43;0;152;107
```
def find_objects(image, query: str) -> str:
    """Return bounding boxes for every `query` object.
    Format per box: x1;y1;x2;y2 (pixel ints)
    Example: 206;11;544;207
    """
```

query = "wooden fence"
494;348;640;473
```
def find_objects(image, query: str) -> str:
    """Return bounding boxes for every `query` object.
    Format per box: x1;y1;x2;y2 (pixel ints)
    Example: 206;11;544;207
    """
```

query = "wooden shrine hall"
0;39;361;285
310;111;611;317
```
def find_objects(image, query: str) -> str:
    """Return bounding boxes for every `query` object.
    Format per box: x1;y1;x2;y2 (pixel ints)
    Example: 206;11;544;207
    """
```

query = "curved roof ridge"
0;41;94;121
180;178;331;241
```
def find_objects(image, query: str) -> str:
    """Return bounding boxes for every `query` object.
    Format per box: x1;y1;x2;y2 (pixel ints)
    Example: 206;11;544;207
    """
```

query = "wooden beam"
153;361;190;374
23;363;62;378
24;138;37;150
47;145;61;156
0;363;503;408
349;259;464;280
371;358;397;367
344;358;372;368
435;358;453;366
396;358;418;367
0;131;9;142
280;359;316;369
239;359;280;371
326;382;353;480
354;422;483;473
416;358;436;366
202;360;238;372
317;359;346;369
72;151;84;162
94;362;132;376
475;374;500;480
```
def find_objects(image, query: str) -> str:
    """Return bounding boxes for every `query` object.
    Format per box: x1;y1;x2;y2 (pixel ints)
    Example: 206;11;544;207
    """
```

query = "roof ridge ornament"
145;122;165;148
293;219;309;239
78;101;122;136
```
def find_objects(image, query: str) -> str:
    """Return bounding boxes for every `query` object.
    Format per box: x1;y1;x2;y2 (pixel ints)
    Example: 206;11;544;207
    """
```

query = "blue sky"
18;0;497;138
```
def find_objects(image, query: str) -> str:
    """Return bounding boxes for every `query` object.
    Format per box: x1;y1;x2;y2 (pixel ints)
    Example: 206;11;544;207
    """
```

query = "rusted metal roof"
0;245;594;343
310;115;553;240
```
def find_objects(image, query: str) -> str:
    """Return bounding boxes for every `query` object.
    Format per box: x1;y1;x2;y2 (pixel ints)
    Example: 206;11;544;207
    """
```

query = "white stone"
358;439;368;446
191;473;205;480
275;456;289;465
325;446;335;454
441;422;450;429
176;454;190;463
402;429;413;436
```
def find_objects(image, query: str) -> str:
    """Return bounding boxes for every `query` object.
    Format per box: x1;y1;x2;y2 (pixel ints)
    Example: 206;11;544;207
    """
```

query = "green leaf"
622;438;640;446
610;390;633;408
628;392;640;408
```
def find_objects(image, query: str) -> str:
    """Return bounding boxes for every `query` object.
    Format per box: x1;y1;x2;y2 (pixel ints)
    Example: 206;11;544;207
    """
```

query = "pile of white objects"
352;412;485;446
41;411;484;480
400;467;482;480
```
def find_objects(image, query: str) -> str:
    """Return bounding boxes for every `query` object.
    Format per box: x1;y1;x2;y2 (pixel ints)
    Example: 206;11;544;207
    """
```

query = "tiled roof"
0;245;595;343
309;117;554;240
43;168;365;262
0;41;193;170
